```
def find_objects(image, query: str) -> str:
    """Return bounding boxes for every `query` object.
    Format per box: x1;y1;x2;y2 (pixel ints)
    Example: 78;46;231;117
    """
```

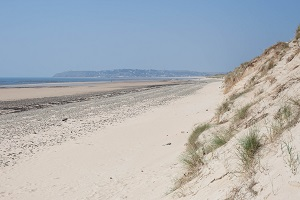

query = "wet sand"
0;80;185;115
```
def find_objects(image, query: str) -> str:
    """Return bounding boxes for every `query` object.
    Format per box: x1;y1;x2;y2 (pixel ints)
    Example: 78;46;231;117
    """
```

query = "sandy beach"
0;80;189;115
0;79;222;199
1;2;299;199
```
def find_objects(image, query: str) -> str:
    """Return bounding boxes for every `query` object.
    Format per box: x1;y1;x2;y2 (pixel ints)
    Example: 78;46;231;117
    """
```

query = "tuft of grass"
174;144;204;191
245;76;259;89
173;123;211;191
287;99;300;129
229;89;251;101
267;121;284;142
185;123;210;166
296;25;300;40
188;123;210;146
224;62;250;93
181;145;204;171
217;101;230;115
268;101;300;142
212;135;228;147
274;103;299;129
281;141;300;175
260;60;275;77
237;128;261;172
235;104;252;121
277;105;292;121
216;101;231;122
211;127;235;150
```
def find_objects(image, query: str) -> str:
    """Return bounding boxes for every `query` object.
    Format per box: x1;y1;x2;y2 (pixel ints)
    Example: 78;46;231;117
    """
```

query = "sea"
0;77;181;88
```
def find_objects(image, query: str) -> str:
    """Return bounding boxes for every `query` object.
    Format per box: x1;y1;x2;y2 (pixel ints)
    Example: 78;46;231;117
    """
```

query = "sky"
0;0;299;77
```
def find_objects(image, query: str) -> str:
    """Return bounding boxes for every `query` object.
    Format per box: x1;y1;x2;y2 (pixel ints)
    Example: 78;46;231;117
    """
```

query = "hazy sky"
0;0;299;77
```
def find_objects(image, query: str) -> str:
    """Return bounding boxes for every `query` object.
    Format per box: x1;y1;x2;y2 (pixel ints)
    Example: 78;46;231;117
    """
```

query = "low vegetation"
237;128;261;173
281;141;300;175
268;100;300;142
212;135;228;148
215;89;253;123
188;123;210;148
235;104;252;121
216;101;231;122
267;121;284;143
296;25;300;40
224;62;250;93
286;48;300;63
211;126;235;150
174;123;211;191
229;88;252;101
181;145;204;172
260;60;275;77
217;101;230;115
245;76;258;89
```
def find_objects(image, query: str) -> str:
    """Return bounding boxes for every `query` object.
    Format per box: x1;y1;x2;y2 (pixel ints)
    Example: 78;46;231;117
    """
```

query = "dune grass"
229;89;251;102
267;100;300;143
181;145;204;171
296;25;300;40
211;126;235;150
212;135;228;147
216;101;231;123
281;141;300;175
237;128;261;172
188;123;210;147
185;123;210;169
173;123;211;191
235;104;252;121
216;101;230;116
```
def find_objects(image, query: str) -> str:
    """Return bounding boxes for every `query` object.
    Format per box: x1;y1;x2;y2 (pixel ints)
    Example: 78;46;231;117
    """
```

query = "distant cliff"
53;69;212;78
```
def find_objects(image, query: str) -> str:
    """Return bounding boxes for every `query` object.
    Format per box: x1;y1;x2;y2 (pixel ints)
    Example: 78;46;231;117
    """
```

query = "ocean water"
0;77;114;86
0;77;174;88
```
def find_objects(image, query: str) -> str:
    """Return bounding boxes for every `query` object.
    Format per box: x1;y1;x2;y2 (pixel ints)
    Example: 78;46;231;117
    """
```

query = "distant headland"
53;69;215;78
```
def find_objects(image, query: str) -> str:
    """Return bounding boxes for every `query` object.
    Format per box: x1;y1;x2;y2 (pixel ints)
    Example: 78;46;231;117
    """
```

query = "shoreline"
0;80;200;115
0;79;183;101
0;76;205;88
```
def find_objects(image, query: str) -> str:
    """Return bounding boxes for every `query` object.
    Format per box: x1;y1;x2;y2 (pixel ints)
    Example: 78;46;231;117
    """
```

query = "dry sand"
0;80;222;200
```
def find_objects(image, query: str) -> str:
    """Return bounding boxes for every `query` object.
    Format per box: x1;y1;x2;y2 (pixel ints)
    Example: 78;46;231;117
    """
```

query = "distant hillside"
53;69;212;78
